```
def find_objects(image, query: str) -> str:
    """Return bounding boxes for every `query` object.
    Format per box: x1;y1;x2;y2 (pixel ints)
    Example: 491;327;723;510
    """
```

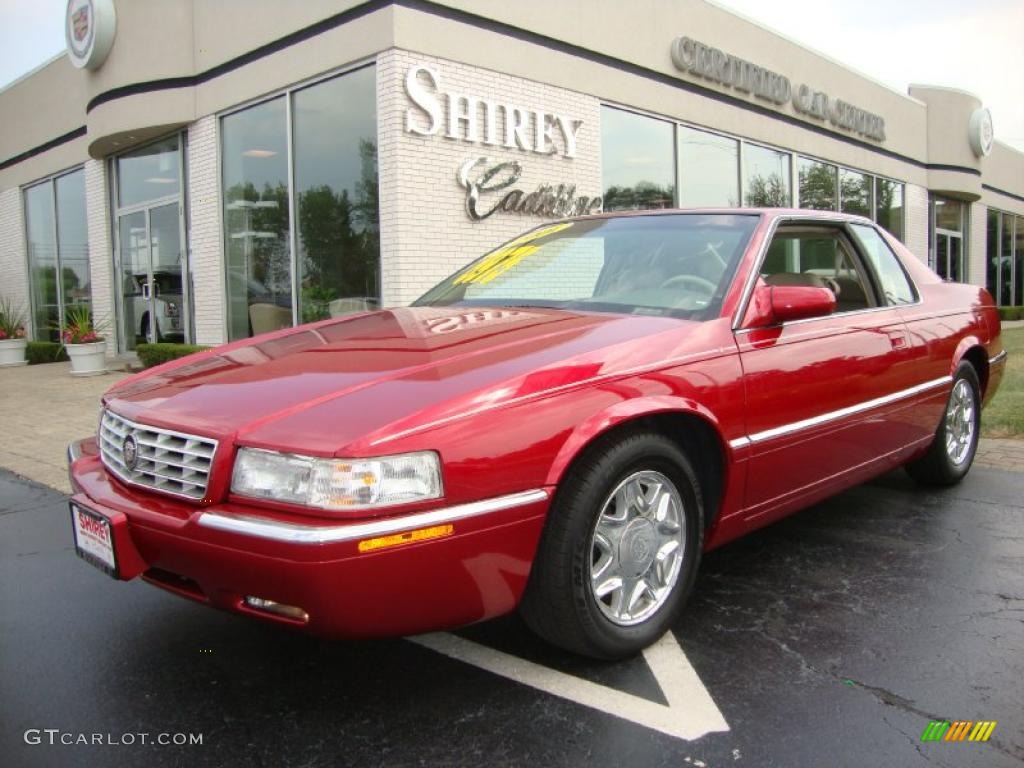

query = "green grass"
982;327;1024;438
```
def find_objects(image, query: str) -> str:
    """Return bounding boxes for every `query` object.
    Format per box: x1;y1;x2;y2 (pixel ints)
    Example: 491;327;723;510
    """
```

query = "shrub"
0;297;27;340
136;343;210;369
999;307;1023;322
26;341;70;365
60;303;107;344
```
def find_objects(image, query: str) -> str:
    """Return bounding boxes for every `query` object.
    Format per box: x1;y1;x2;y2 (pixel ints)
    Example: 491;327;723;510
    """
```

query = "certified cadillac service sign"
65;0;117;70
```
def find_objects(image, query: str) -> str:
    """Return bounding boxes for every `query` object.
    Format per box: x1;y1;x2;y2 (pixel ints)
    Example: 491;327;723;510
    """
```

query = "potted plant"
0;298;28;367
61;304;108;377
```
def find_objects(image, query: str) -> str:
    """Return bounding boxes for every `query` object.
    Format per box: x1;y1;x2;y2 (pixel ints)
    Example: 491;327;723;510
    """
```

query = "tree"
798;163;837;210
744;174;789;207
603;181;675;211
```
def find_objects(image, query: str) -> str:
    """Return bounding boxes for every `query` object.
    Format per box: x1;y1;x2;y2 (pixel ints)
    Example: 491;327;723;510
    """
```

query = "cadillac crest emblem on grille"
122;434;138;471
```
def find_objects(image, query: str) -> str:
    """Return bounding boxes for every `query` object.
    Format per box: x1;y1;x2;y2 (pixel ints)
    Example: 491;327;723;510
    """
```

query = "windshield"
414;214;759;319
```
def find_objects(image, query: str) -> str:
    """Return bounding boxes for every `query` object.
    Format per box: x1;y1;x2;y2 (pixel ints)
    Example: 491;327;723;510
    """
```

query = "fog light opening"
243;596;309;623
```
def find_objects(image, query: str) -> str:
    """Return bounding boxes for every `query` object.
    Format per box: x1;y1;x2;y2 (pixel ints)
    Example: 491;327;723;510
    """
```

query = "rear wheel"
520;431;703;659
905;362;980;486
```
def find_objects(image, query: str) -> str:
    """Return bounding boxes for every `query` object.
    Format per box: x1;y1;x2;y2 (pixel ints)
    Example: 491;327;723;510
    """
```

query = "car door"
733;221;924;524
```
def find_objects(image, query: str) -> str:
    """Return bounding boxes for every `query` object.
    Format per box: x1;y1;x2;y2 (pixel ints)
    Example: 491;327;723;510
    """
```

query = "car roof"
569;207;875;226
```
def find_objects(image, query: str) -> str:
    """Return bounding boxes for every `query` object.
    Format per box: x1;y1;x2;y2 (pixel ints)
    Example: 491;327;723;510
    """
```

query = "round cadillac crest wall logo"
968;107;994;158
122;434;138;471
65;0;117;71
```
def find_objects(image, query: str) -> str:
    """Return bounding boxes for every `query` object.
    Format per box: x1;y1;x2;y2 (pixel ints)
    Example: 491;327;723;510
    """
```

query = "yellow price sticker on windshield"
455;222;574;285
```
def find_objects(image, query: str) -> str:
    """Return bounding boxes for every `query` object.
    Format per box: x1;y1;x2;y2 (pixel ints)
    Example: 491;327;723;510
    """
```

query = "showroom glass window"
1016;214;1024;307
875;178;904;241
797;157;836;211
1001;213;1014;305
112;135;188;352
23;168;89;341
601;106;675;211
222;65;379;340
988;210;1024;306
839;168;871;217
987;209;1000;302
222;96;291;340
292;65;378;322
677;126;738;207
743;144;790;206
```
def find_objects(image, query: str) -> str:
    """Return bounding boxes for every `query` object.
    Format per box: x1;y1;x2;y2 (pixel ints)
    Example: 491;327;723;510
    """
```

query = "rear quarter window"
850;224;917;305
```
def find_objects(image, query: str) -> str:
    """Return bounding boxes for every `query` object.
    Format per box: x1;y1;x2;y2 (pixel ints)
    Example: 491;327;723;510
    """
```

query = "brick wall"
187;116;226;345
904;183;929;266
0;187;29;329
377;49;603;306
84;159;116;352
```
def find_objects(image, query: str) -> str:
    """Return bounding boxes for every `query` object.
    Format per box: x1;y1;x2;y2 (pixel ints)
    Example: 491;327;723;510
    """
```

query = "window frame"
846;222;920;306
733;216;922;331
21;164;89;341
758;224;882;315
218;58;378;340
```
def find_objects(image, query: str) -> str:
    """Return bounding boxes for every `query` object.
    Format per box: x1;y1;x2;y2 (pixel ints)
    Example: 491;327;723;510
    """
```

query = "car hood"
104;306;718;456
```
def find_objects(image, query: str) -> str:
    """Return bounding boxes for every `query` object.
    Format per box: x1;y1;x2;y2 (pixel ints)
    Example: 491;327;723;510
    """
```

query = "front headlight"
230;448;442;511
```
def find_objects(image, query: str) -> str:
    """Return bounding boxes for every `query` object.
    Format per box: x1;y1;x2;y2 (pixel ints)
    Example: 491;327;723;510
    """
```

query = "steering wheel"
660;274;717;295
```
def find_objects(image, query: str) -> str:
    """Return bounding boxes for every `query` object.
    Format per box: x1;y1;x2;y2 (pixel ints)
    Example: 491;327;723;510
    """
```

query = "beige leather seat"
832;275;869;312
328;297;374;317
249;303;292;335
763;272;826;288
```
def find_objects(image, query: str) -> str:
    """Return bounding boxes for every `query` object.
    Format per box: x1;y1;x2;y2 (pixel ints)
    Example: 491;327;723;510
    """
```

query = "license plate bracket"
70;503;119;579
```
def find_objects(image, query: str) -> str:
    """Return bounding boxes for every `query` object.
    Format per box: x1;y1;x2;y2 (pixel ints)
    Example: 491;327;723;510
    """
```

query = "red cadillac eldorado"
67;210;1006;659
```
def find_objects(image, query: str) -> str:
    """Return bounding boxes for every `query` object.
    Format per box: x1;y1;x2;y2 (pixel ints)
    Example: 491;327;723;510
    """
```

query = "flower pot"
0;338;27;367
67;340;107;377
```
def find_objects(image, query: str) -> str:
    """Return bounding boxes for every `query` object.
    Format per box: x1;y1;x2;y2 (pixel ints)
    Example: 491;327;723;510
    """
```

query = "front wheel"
520;431;704;659
905;362;981;486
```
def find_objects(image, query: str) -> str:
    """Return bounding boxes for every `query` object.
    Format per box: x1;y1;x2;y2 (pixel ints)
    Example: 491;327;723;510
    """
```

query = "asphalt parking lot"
1;466;1022;768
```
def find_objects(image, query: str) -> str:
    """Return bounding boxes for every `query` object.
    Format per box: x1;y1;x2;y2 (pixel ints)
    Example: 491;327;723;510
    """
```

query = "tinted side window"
850;224;916;305
761;229;875;314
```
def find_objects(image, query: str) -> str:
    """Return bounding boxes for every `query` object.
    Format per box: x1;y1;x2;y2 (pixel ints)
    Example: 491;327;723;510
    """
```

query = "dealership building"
1;0;1023;355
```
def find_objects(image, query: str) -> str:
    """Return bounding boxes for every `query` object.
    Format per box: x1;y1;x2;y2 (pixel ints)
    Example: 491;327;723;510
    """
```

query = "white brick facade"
187;116;226;346
0;187;28;328
904;183;930;266
84;159;115;353
376;49;603;306
968;202;987;288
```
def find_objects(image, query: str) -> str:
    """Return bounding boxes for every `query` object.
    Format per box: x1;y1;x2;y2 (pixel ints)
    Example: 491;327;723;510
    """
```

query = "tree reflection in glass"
743;144;790;207
294;66;379;322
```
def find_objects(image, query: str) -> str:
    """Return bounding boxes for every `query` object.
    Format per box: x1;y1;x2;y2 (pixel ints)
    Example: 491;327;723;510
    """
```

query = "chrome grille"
99;409;218;500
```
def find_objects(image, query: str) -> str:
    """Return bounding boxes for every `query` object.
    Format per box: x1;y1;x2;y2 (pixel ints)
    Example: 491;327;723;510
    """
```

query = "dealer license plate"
70;503;118;578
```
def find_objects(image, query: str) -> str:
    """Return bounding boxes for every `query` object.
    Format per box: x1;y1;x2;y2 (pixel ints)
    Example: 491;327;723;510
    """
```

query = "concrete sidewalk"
0;361;1021;494
0;362;129;493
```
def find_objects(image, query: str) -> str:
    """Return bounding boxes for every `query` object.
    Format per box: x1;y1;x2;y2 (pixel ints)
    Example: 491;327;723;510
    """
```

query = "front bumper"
68;438;551;638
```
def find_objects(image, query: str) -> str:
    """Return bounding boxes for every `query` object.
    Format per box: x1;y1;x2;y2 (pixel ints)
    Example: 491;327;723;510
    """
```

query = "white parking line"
408;631;729;742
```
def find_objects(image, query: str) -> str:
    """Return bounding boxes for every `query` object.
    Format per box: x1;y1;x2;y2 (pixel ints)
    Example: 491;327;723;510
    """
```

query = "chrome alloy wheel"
588;470;686;626
945;378;976;466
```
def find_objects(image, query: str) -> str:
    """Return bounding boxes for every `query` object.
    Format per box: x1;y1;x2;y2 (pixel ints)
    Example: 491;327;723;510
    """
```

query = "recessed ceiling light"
144;177;177;184
243;149;277;158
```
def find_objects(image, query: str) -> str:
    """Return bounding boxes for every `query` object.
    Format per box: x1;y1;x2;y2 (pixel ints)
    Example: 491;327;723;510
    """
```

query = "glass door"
148;203;185;343
934;232;963;282
931;197;965;283
118;211;149;349
113;134;189;353
118;204;185;350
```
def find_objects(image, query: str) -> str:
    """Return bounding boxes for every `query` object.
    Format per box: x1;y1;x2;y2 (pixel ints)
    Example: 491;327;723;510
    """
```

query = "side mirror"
769;285;836;323
746;283;836;327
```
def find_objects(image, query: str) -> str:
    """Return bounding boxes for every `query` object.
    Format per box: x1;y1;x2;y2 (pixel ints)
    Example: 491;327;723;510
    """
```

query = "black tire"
905;361;981;486
520;431;704;659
